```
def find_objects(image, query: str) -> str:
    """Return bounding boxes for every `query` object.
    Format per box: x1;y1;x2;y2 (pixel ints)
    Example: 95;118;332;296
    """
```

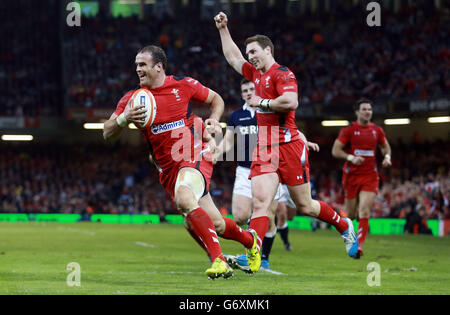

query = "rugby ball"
130;88;157;129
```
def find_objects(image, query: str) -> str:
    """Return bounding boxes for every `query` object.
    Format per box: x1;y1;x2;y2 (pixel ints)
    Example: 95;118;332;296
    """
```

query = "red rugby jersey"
337;121;387;175
114;75;210;173
242;61;300;146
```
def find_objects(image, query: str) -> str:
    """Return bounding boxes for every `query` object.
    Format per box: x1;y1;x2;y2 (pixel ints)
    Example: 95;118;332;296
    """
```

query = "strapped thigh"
174;167;206;204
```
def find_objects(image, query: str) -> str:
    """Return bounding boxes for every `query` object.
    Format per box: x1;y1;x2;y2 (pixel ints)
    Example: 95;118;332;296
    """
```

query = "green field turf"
0;222;449;295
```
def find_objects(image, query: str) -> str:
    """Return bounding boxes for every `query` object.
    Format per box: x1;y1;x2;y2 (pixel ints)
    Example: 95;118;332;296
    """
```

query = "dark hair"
245;34;275;57
137;45;168;70
240;78;252;86
354;99;373;111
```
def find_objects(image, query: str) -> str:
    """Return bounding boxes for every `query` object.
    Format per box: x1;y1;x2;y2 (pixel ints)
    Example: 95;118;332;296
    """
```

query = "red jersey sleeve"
241;61;256;81
184;77;209;103
114;90;135;116
274;69;298;95
377;126;387;145
337;126;351;145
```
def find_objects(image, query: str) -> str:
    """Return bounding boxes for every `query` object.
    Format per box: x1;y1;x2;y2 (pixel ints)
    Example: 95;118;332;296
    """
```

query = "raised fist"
214;12;228;29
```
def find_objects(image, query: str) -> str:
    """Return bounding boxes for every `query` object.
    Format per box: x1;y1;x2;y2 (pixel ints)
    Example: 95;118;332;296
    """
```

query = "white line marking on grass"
141;271;197;275
135;241;156;248
261;269;287;275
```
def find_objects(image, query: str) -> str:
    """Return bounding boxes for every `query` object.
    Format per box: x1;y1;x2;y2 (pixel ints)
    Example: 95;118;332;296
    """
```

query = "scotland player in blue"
216;79;273;223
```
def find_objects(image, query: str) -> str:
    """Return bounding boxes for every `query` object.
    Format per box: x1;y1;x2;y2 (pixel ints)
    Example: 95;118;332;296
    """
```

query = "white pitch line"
141;271;197;275
135;241;156;248
260;268;287;275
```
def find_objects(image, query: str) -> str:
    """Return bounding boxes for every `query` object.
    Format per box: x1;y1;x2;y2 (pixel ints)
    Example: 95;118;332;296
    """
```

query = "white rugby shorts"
278;184;296;208
232;166;283;200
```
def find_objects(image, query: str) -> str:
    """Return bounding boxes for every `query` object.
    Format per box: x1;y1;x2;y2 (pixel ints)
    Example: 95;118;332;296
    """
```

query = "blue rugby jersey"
227;104;258;168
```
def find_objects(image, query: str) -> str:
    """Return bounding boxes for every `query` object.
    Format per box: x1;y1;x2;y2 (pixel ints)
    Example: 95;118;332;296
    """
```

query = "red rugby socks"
220;216;254;249
185;224;209;258
186;208;225;262
317;201;349;234
358;218;369;248
249;216;269;251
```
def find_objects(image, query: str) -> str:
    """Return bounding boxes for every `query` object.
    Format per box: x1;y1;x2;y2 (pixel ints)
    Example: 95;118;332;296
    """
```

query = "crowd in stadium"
63;2;449;111
1;140;448;225
1;1;447;117
0;0;61;117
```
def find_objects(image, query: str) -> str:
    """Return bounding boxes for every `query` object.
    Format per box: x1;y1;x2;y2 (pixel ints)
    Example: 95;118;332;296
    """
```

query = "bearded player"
215;12;358;272
103;45;259;279
332;99;392;258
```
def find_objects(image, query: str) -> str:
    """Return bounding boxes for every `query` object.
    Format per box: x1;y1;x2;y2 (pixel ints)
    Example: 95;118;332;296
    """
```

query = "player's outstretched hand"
214;12;228;29
307;141;320;152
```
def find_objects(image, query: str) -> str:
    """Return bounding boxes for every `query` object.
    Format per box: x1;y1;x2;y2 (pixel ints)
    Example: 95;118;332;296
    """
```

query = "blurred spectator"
404;204;433;235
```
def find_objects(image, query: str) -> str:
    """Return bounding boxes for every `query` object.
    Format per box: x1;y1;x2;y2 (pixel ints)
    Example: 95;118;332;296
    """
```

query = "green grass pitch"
0;222;449;295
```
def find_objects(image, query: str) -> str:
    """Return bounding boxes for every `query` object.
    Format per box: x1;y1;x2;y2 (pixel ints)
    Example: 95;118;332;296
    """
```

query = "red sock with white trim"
248;216;269;251
358;218;369;249
317;201;349;234
220;216;254;249
186;208;225;262
185;224;209;259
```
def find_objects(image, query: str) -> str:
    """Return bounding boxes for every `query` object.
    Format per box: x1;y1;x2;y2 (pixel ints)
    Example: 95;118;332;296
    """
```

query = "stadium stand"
0;0;62;117
0;140;448;222
62;1;449;110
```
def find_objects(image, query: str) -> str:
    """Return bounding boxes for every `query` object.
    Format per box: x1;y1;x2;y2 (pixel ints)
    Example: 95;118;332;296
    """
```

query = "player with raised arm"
332;99;392;258
215;87;320;272
214;12;358;272
215;78;281;272
103;45;259;279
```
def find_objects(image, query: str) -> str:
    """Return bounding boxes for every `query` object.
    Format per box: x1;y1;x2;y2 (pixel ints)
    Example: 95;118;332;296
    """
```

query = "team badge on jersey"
171;88;181;101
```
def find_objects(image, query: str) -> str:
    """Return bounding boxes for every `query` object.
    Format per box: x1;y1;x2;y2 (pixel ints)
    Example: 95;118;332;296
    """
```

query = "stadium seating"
0;140;448;221
62;2;449;111
0;0;61;117
3;2;446;116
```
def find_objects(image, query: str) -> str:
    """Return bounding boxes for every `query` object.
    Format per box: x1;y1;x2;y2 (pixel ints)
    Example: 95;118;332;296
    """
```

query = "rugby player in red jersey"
332;99;392;258
215;12;358;272
103;45;259;279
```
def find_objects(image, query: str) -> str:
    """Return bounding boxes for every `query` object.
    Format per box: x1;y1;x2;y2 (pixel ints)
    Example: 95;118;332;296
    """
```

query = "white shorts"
233;166;283;201
278;184;296;208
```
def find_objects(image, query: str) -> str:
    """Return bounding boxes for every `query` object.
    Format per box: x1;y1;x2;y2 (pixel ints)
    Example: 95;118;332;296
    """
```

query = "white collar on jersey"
243;103;256;118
